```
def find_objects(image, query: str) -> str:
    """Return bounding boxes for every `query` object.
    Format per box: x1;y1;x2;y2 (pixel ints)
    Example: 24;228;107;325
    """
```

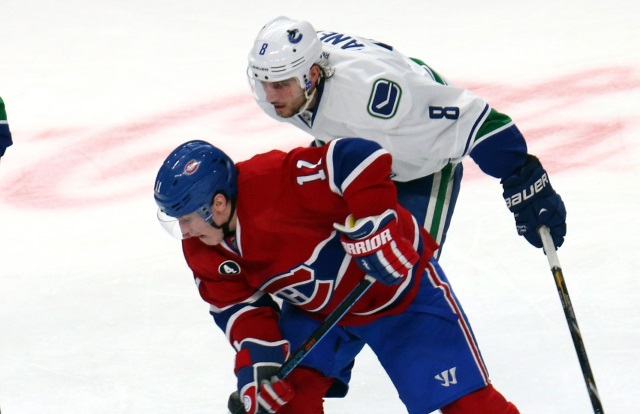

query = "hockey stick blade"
538;226;605;414
227;391;244;414
226;275;376;414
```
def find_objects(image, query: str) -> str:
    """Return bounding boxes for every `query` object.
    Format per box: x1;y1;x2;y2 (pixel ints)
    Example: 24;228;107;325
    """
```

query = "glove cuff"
500;154;541;186
235;339;290;373
334;209;397;239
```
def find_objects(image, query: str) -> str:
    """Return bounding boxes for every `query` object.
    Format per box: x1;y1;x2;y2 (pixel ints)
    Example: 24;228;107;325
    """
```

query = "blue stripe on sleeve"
464;104;490;155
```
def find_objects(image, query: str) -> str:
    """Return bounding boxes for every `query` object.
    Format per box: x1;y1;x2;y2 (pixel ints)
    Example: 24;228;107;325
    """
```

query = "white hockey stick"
538;226;604;413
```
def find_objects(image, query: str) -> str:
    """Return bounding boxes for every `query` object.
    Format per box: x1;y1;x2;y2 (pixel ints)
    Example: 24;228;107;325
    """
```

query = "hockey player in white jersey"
247;17;567;257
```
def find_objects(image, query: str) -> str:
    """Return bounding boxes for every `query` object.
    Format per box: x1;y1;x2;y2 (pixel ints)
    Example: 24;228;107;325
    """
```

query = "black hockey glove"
501;155;566;248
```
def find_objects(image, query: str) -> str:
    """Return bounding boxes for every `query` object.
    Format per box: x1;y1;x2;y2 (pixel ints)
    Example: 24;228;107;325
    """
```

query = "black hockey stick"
538;226;604;414
227;274;376;414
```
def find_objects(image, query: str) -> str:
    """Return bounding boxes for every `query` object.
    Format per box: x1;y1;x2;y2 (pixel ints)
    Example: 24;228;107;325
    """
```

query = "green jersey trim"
0;97;7;121
476;108;513;141
409;57;448;86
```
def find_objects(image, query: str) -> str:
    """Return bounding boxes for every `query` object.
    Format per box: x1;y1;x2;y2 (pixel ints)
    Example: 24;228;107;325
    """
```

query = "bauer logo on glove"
504;172;549;209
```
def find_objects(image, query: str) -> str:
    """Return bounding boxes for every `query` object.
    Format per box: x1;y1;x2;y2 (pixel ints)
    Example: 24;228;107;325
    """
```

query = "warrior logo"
287;29;303;44
341;229;392;255
218;260;241;275
435;367;458;387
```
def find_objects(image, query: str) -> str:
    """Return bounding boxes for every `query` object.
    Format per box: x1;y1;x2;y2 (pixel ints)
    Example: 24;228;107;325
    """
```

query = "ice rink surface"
1;1;639;412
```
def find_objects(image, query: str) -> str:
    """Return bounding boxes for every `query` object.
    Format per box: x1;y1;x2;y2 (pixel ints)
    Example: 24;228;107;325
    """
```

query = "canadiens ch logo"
219;260;241;275
184;159;200;175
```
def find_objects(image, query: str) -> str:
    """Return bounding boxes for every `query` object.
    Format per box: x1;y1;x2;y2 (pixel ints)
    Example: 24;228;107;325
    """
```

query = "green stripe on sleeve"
409;57;448;86
0;97;7;121
475;108;513;142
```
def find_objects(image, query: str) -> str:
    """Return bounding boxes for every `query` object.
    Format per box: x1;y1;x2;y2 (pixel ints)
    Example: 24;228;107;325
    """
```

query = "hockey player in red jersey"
153;138;521;413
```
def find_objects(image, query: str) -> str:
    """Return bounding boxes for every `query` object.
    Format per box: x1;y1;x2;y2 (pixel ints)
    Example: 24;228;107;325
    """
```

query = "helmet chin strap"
208;196;237;238
295;71;322;116
295;87;317;116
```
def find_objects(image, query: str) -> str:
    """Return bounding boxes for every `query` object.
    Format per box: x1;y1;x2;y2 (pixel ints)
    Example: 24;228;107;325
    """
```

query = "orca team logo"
219;260;241;275
287;29;303;44
367;79;402;119
184;159;200;175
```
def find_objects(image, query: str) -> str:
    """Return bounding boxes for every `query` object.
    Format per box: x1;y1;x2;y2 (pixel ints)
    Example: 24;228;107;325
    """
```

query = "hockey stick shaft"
538;226;604;414
228;274;376;413
278;274;375;378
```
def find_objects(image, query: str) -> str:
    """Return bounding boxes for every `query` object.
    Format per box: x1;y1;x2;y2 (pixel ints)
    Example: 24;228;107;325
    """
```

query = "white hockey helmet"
247;16;323;91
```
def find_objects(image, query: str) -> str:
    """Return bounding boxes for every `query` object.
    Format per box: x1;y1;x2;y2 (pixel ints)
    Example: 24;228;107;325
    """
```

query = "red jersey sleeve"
182;238;283;350
324;138;397;219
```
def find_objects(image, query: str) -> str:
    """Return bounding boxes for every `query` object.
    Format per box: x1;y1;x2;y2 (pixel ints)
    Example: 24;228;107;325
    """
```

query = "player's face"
178;212;224;246
260;78;308;118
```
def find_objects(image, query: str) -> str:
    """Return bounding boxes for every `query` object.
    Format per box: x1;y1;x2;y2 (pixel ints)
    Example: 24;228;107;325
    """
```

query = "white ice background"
1;1;639;413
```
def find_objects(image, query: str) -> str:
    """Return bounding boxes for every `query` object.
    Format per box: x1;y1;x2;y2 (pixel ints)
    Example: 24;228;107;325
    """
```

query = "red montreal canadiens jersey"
181;138;436;348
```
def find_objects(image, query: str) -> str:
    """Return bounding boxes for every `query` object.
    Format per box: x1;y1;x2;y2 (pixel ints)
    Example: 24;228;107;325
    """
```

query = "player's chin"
198;235;220;246
273;106;294;118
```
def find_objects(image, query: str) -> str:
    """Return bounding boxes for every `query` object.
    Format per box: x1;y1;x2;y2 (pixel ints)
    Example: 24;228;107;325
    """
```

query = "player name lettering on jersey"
342;229;392;255
504;173;549;208
317;32;365;50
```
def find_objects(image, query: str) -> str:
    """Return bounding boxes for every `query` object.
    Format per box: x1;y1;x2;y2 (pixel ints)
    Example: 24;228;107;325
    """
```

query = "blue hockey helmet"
153;140;237;223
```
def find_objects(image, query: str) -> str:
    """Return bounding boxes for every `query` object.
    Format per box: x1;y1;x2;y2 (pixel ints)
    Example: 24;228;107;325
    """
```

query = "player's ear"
212;193;227;212
310;64;322;84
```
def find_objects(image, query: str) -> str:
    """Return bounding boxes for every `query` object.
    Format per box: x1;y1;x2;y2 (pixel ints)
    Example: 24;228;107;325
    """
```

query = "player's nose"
179;222;194;239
